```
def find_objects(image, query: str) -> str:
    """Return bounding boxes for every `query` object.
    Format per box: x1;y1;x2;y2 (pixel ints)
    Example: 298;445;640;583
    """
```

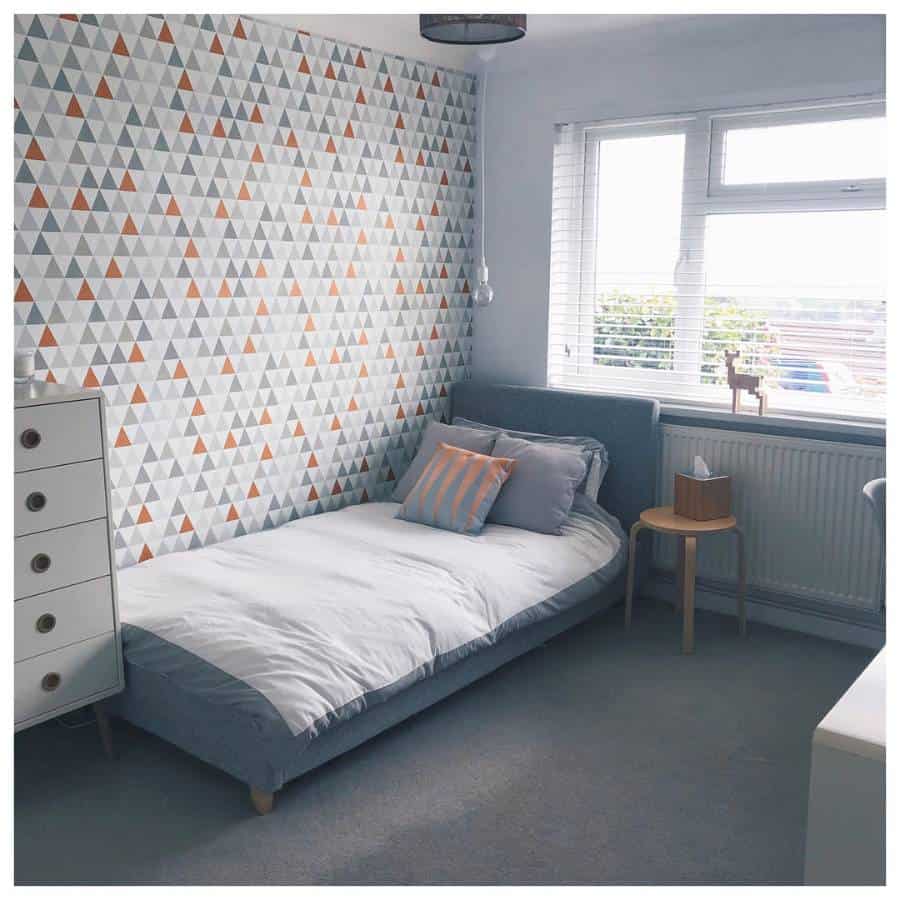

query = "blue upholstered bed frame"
107;384;659;810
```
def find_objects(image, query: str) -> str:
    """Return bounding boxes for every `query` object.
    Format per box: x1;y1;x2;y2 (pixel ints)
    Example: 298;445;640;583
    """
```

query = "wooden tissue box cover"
674;472;731;521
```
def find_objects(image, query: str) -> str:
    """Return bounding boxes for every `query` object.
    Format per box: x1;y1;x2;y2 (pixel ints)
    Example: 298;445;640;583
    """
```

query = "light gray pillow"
392;420;499;503
452;416;609;500
487;434;588;535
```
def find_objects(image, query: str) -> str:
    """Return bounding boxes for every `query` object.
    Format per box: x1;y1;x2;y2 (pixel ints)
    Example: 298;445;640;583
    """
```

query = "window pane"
703;210;886;415
722;117;886;185
593;132;685;371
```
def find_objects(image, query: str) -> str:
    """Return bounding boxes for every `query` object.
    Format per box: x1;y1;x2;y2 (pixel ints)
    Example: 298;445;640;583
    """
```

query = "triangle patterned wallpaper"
13;14;476;568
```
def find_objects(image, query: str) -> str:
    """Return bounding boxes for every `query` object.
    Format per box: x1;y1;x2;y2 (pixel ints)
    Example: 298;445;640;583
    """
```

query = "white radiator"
656;424;885;614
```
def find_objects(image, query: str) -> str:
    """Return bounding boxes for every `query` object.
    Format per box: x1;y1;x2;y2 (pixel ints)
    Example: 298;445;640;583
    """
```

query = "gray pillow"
487;434;588;535
452;417;609;500
392;420;499;502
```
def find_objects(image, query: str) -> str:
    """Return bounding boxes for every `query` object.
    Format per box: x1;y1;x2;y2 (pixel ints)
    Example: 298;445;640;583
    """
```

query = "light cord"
480;67;487;265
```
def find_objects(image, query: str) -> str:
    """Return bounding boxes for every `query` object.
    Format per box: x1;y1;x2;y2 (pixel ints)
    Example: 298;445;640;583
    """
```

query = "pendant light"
419;15;526;46
473;67;494;307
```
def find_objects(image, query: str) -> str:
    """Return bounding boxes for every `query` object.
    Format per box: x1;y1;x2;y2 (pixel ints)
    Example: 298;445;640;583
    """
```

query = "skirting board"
646;569;885;650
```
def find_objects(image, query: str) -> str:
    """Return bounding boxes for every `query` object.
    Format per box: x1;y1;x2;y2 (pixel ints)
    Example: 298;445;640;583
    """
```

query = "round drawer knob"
20;428;42;450
36;613;56;634
30;553;51;574
25;491;47;512
41;672;61;692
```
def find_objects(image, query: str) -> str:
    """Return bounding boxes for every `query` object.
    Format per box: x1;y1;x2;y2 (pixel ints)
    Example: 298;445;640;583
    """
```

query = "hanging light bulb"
474;258;494;306
473;66;494;306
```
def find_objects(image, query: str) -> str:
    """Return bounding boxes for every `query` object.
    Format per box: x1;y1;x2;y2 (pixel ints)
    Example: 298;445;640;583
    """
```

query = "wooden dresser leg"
682;537;697;654
93;703;115;760
250;787;275;816
735;527;747;636
624;522;645;630
675;535;686;613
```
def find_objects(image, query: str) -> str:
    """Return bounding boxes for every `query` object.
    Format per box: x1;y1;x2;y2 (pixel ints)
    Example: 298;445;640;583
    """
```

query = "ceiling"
252;14;683;72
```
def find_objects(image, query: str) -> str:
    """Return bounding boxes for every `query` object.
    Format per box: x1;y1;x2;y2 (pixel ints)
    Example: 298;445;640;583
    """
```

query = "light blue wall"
472;15;886;386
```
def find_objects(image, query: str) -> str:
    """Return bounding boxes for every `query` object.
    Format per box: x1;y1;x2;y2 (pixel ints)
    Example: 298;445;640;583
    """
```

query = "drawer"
15;632;120;726
15;577;115;662
15;519;110;599
14;399;102;472
14;459;107;537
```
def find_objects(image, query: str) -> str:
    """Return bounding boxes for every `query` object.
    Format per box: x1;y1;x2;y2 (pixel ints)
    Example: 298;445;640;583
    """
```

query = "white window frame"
548;94;887;422
707;98;887;211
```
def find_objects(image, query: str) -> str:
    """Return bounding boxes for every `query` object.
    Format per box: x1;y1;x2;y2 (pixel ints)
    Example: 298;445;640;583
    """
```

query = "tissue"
692;455;711;478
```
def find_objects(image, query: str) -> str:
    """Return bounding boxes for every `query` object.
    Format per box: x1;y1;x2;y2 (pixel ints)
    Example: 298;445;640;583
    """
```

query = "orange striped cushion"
396;442;516;535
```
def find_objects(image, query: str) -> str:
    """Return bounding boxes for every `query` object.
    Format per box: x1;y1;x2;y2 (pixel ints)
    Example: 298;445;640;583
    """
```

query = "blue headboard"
450;382;660;532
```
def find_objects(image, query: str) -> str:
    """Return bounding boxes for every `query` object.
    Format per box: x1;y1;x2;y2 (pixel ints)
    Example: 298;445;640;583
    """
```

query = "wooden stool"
624;506;746;654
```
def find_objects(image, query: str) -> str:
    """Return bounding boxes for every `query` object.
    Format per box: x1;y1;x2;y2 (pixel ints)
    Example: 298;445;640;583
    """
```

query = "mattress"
117;497;625;749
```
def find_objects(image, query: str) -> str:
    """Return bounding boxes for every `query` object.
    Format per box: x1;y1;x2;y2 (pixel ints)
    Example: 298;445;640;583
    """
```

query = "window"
548;99;887;419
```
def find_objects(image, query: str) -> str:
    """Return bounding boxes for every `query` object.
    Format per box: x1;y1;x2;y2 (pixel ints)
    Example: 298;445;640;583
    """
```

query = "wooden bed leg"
93;703;115;760
250;787;275;816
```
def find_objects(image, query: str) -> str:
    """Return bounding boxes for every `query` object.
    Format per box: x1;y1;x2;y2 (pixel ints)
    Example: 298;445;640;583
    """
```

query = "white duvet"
117;501;623;738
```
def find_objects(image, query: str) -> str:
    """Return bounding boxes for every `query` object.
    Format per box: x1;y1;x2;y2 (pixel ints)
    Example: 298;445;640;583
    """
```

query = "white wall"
472;14;886;385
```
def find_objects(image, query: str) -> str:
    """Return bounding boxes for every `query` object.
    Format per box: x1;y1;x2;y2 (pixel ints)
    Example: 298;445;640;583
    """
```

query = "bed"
106;383;660;813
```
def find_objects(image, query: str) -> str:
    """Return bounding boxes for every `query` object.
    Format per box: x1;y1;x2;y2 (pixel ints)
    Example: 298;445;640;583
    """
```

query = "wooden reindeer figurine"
725;350;768;416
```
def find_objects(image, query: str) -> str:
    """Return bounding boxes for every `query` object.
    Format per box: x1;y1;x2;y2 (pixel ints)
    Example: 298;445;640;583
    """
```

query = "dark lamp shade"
419;15;526;46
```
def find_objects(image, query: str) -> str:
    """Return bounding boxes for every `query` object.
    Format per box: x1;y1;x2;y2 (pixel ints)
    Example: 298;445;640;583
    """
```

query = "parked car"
775;358;859;395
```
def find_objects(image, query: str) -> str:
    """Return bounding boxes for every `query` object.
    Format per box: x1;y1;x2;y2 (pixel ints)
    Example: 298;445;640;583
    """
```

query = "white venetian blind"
548;99;887;420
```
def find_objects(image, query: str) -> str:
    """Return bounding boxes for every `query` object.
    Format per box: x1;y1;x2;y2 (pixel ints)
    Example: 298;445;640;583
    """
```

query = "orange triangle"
250;105;263;124
324;62;337;79
384;76;394;93
72;189;90;211
130;385;147;403
233;18;247;38
210;34;224;54
119;171;136;191
294;421;305;437
256;298;269;316
83;368;100;388
179;114;193;134
260;444;273;461
251;145;264;163
157;22;174;42
122;214;138;235
224;432;237;449
218;280;231;298
38;326;57;347
165;197;181;216
226;505;239;522
66;96;83;117
106;259;122;278
260;408;272;425
193;437;207;454
15;281;33;302
237;182;251;200
298;56;311;74
355;50;366;67
128;344;144;363
28;188;47;208
222;358;235;374
191;399;205;416
186;279;200;298
308;486;319;501
212;119;227;138
114;427;131;447
184;239;199;259
178;71;193;91
179;515;194;533
172;361;188;379
331;416;341;431
139;545;154;563
325;137;337;154
25;139;45;161
307;452;319;468
304;351;316;367
112;34;129;56
137;505;152;525
77;280;94;301
243;337;255;354
344;122;355;138
215;201;229;219
304;315;315;332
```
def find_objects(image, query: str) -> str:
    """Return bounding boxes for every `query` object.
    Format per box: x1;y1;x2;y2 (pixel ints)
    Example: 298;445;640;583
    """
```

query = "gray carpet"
15;599;873;885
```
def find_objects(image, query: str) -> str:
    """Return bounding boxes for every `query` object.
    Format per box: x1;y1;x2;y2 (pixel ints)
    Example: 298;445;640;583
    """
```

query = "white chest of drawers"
14;381;124;731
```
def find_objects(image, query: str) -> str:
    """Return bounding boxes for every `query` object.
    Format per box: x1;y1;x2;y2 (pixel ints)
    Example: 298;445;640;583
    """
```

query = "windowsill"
659;403;886;446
